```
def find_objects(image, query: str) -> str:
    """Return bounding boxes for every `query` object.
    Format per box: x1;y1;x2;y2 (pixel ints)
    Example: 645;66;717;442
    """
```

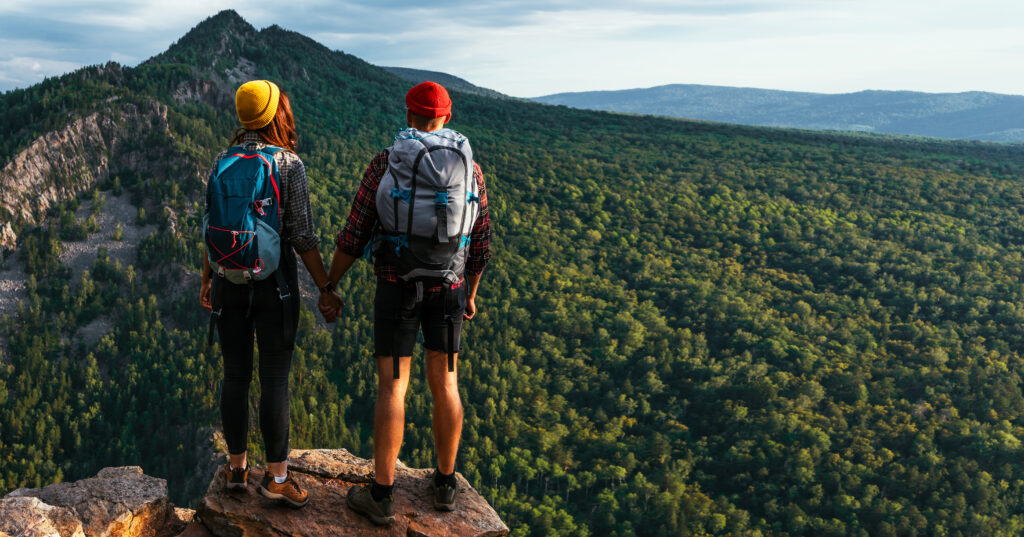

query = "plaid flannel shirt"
335;150;491;287
209;131;320;254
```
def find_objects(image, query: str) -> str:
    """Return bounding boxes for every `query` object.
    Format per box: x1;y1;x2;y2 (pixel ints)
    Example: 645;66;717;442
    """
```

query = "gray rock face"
2;467;173;537
0;222;15;250
196;448;509;537
0;100;174;227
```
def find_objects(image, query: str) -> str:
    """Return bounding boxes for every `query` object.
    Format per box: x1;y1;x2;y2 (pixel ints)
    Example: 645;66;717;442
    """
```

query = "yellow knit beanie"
235;80;281;130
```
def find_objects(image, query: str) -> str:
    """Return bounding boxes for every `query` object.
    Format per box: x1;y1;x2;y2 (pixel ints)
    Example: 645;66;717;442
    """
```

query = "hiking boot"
259;472;309;508
430;470;457;511
346;484;395;525
224;463;249;491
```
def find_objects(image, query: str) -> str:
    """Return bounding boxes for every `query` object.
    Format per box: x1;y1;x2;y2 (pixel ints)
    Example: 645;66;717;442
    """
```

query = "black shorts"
374;279;466;357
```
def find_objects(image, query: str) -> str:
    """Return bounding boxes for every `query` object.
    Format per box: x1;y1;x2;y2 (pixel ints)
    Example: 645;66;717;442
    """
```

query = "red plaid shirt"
335;150;491;287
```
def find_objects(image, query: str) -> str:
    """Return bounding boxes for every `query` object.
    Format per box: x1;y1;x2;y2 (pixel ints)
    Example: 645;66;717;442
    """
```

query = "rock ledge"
1;450;508;537
197;448;509;537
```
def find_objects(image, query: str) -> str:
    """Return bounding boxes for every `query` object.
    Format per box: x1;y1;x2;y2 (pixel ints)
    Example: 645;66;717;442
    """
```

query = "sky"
2;0;1024;97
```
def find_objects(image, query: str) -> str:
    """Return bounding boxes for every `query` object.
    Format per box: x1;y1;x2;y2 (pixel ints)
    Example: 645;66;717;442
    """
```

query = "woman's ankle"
229;452;247;470
268;461;288;478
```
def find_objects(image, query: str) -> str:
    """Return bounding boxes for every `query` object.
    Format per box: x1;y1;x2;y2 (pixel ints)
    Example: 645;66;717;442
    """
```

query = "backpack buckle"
434;191;449;209
254;197;272;216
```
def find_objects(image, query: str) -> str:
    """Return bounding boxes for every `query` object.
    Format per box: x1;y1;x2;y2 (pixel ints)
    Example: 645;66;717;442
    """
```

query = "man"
322;81;491;524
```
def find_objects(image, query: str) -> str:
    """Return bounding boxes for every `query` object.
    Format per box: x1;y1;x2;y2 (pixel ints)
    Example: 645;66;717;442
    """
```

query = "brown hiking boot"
224;463;249;491
259;471;309;508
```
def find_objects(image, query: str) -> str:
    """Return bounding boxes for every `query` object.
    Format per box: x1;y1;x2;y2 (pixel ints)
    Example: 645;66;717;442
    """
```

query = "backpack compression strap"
444;285;455;372
275;268;294;345
435;191;449;244
207;272;226;347
392;284;403;379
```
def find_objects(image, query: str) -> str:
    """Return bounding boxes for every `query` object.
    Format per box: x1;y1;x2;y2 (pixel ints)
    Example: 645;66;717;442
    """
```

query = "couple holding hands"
199;79;490;525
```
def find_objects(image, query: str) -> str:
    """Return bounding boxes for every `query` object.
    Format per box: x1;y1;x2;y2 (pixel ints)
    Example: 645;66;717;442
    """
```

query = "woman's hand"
319;291;343;323
200;276;212;311
464;294;477;321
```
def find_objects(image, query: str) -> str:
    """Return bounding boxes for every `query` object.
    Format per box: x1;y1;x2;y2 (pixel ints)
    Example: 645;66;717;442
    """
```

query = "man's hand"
200;276;212;311
319;291;343;323
464;294;477;321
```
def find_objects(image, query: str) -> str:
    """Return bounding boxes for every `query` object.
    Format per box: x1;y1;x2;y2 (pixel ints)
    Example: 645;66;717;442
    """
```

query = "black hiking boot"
431;469;457;511
346;484;395;525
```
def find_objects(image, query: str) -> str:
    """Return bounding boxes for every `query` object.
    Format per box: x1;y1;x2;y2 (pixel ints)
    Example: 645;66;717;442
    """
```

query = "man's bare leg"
374;355;412;485
425;349;462;474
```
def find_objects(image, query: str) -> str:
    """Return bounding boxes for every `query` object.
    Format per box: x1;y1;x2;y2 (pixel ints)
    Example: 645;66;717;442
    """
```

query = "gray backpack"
374;127;481;377
375;127;480;285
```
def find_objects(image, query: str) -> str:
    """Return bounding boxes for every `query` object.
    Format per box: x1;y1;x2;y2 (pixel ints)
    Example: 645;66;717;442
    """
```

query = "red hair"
232;90;298;152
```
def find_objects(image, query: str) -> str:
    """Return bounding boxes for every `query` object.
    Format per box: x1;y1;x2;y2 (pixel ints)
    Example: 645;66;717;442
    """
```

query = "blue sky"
2;0;1024;97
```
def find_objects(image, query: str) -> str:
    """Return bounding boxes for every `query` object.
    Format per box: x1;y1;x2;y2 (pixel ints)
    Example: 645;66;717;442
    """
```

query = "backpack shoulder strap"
215;146;251;175
258;145;288;180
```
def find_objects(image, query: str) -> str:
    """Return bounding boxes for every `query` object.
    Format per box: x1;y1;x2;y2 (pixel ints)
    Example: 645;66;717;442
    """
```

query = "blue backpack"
204;143;293;346
204;143;284;283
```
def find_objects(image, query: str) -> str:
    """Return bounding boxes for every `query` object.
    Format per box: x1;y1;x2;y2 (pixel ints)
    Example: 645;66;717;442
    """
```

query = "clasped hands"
318;288;343;323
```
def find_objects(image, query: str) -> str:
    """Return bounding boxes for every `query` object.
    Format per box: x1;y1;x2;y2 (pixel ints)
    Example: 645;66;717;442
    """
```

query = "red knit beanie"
406;81;452;122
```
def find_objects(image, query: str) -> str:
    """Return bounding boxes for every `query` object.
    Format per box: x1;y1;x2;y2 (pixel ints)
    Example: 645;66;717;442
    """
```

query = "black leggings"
215;272;299;463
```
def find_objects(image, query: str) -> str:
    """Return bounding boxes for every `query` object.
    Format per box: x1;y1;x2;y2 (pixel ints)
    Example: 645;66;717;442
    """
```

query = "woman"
200;80;342;507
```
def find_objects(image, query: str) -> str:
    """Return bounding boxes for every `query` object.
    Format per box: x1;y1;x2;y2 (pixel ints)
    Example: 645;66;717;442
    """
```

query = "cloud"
2;0;1024;96
0;54;81;86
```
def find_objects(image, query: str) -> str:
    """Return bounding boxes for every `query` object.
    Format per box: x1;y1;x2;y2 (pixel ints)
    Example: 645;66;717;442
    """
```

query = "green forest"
6;9;1024;537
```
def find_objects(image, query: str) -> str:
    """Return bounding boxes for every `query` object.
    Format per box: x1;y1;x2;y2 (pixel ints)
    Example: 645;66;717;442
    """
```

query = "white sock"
274;472;288;484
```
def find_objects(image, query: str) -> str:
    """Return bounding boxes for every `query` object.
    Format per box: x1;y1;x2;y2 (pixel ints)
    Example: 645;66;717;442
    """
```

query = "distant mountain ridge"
381;66;512;100
532;84;1024;142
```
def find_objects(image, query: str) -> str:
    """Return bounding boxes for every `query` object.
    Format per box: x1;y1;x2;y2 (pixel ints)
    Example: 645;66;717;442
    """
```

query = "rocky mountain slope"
0;99;179;247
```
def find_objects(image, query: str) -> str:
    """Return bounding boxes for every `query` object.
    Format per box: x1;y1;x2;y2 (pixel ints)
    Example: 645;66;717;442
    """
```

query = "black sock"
371;481;393;502
434;468;456;488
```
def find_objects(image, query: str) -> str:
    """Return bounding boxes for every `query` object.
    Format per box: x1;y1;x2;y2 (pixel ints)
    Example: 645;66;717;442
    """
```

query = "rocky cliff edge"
0;449;508;537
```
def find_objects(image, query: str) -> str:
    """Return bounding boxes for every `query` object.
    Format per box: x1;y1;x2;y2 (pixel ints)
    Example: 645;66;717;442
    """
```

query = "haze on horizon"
1;0;1022;98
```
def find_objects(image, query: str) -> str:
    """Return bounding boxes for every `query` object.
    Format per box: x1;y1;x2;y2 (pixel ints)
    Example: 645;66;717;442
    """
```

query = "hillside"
382;66;511;100
533;84;1024;142
5;9;1024;537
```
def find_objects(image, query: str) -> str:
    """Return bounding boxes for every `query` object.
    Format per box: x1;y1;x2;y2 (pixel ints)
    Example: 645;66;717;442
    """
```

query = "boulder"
195;448;509;537
0;496;84;537
3;467;173;537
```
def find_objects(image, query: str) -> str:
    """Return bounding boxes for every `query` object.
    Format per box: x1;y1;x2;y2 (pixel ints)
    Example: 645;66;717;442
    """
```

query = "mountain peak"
145;9;256;66
190;9;253;35
206;9;246;24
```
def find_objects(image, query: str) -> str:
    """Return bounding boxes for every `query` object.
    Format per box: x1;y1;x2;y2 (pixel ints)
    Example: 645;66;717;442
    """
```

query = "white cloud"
0;55;81;85
2;0;1024;96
